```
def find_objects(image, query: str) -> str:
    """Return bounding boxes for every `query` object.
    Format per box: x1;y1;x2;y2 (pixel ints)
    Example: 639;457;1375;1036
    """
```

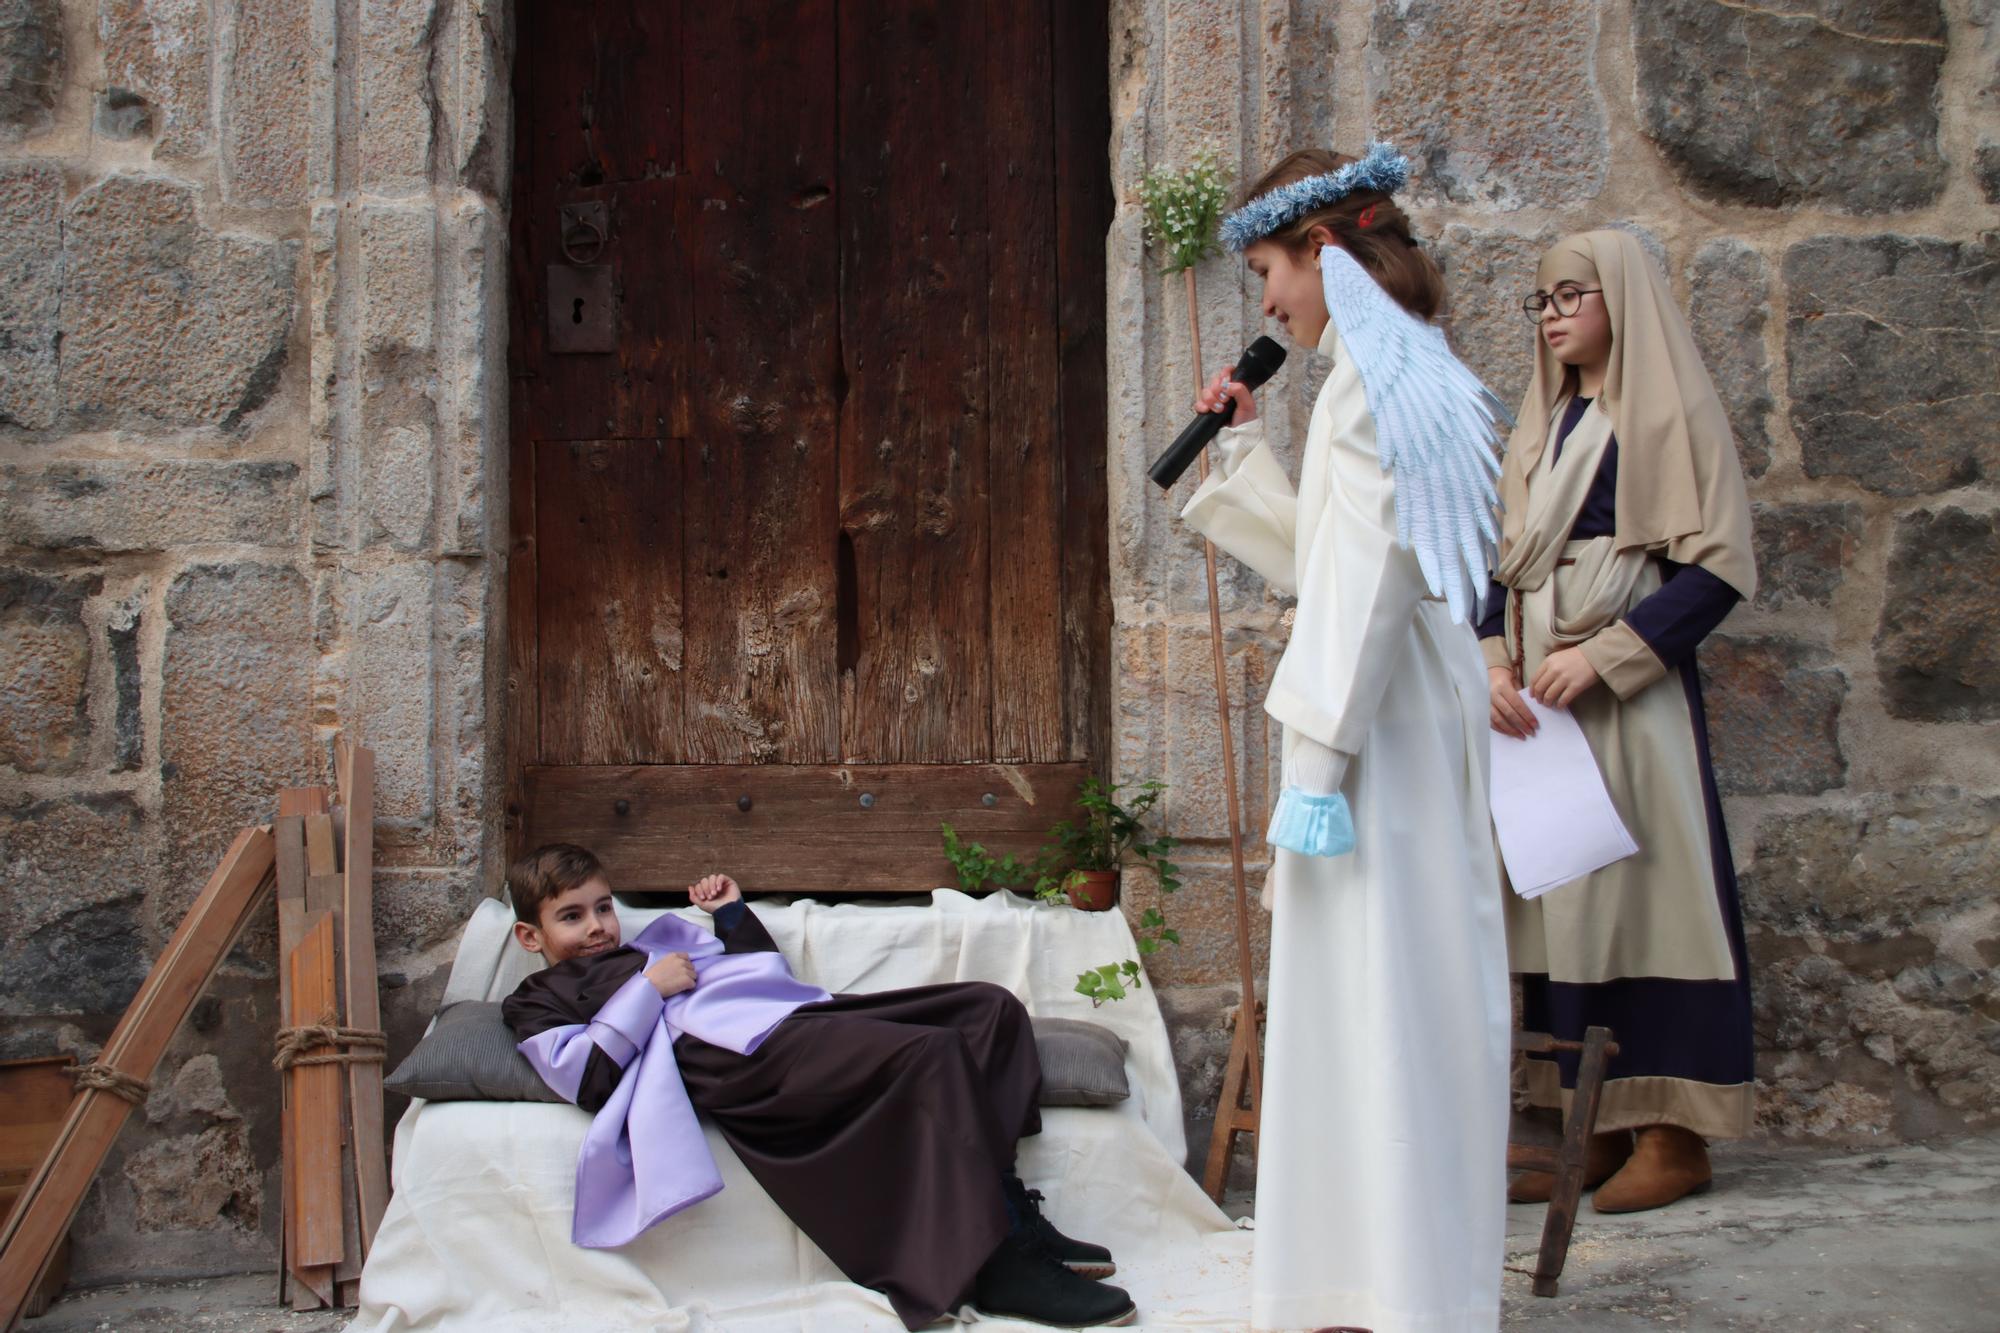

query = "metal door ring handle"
562;219;607;265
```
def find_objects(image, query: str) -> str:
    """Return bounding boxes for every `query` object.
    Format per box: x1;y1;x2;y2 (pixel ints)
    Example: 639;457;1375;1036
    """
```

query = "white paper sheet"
1488;696;1638;898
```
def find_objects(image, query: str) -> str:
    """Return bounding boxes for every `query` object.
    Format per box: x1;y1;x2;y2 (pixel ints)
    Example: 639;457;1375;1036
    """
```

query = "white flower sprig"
1138;150;1231;275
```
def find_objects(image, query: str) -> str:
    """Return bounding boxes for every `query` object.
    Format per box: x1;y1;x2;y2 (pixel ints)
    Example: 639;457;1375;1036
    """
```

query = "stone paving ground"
25;1138;2000;1332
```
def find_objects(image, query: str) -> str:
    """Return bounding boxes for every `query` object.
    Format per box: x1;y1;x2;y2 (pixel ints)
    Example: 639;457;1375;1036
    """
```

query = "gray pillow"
1033;1016;1130;1107
384;1002;1131;1108
384;1000;562;1103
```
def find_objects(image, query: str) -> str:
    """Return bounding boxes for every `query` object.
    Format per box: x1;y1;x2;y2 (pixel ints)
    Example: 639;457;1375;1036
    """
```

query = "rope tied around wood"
71;1062;151;1105
273;1009;388;1070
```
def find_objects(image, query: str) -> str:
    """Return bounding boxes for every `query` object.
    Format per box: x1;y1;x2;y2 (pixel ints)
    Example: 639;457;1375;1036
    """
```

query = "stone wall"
0;0;509;1281
1108;0;1999;1161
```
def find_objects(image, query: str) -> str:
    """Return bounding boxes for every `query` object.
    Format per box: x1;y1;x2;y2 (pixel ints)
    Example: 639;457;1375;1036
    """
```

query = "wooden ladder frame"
1510;1025;1619;1298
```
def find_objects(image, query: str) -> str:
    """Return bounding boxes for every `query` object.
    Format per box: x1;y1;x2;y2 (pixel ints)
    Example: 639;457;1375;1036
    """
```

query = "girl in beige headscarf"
1478;230;1757;1214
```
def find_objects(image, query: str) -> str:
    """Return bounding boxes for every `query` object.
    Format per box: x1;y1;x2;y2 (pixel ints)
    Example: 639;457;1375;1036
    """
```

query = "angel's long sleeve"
1180;419;1300;594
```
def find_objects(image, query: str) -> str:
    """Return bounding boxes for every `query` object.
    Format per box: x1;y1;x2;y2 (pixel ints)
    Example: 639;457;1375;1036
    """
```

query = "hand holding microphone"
1148;336;1287;489
1194;367;1260;423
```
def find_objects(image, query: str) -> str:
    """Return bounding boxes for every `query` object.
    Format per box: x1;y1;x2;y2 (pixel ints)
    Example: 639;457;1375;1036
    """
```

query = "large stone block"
0;161;62;430
360;0;440;193
1699;635;1847;797
1688;239;1774;477
1368;0;1606;211
0;793;157;961
100;0;211;157
361;204;436;354
1874;508;2000;723
1432;224;1551;412
220;0;310;205
1743;788;1999;931
373;868;484;957
1784;235;1998;495
1121;858;1270;989
161;564;311;924
61;177;296;431
0;568;96;774
1159;623;1273;843
1633;0;1946;211
1752;501;1864;610
0;460;299;551
0;893;153;1016
0;0;61;140
347;562;437;830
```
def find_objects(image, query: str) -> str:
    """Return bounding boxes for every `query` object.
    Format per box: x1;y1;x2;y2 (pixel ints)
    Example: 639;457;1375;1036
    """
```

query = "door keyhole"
571;297;585;325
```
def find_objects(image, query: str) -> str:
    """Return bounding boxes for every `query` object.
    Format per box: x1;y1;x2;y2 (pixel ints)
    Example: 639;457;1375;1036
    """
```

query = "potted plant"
940;779;1183;1005
1042;779;1177;912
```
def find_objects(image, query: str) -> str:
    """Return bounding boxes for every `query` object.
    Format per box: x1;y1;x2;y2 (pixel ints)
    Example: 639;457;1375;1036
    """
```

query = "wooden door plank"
522;762;1087;892
287;912;343;1270
335;740;388;1259
1052;0;1114;767
0;828;274;1330
506;422;539;860
984;0;1065;764
536;440;686;763
837;0;993;764
512;0;690;442
678;0;840;766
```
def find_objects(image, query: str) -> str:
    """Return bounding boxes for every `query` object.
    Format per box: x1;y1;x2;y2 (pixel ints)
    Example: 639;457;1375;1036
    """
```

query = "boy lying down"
500;843;1137;1330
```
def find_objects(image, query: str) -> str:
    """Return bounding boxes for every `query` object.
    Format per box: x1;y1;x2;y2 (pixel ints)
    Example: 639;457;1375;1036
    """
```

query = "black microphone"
1147;336;1289;490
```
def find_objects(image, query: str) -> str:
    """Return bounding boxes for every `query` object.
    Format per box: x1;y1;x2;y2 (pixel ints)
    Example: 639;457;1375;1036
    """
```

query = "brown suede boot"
1507;1129;1632;1204
1592;1125;1712;1213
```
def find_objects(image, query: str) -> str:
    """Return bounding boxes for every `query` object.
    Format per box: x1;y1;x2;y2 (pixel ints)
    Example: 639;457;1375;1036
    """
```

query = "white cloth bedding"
348;890;1251;1331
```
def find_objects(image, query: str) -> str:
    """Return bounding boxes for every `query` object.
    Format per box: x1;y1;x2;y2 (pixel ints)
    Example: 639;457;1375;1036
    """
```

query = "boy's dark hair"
1241;148;1446;321
507;843;606;925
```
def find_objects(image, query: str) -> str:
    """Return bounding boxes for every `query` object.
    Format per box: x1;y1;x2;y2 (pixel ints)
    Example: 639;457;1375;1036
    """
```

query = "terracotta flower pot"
1064;869;1120;912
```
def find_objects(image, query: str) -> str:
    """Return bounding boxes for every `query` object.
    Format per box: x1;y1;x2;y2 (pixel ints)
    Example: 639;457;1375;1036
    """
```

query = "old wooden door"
506;1;1112;891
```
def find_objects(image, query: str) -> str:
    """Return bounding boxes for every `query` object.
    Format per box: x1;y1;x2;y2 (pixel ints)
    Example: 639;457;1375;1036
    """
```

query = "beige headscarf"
1497;230;1756;600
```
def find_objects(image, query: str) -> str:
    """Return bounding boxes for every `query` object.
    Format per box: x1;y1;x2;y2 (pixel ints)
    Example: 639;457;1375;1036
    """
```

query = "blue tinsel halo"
1219;141;1412;254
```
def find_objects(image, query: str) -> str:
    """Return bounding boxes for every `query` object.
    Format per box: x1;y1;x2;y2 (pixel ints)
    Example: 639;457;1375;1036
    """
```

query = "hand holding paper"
1488;696;1637;898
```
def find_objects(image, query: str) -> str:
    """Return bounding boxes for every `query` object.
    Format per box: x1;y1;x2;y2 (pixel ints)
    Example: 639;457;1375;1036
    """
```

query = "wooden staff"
1182;266;1264;1200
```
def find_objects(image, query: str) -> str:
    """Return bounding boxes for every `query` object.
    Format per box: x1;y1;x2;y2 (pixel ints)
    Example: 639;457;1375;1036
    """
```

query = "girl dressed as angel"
1181;144;1511;1333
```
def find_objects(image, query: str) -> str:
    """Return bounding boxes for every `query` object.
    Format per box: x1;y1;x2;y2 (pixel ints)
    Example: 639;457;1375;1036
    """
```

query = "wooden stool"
1508;1026;1618;1298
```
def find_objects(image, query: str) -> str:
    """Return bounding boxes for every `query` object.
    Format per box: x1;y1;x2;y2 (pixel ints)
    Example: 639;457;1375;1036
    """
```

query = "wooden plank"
0;1060;74;1182
522;762;1088;892
678;0;840;766
506;422;539;862
837;0;993;763
287;914;343;1271
271;817;308;1305
0;828;275;1331
1051;0;1113;767
303;814;337;878
984;0;1065;765
277;787;331;818
535;440;686;763
336;741;388;1260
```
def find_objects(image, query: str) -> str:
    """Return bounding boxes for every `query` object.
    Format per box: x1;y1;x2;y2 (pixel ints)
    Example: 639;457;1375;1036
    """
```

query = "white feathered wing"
1319;244;1509;623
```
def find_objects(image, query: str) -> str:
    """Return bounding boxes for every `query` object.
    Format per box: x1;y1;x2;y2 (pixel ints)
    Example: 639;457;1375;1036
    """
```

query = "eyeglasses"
1521;287;1602;323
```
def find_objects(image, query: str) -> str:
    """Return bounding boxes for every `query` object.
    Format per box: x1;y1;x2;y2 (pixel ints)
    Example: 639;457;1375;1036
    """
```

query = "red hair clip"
1357;204;1378;228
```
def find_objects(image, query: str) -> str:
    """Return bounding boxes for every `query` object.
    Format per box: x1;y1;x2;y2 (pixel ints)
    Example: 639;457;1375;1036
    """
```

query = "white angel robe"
1182;320;1511;1333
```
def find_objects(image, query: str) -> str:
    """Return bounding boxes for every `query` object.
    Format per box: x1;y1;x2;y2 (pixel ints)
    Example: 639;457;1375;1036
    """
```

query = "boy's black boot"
1003;1173;1117;1278
970;1231;1136;1329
